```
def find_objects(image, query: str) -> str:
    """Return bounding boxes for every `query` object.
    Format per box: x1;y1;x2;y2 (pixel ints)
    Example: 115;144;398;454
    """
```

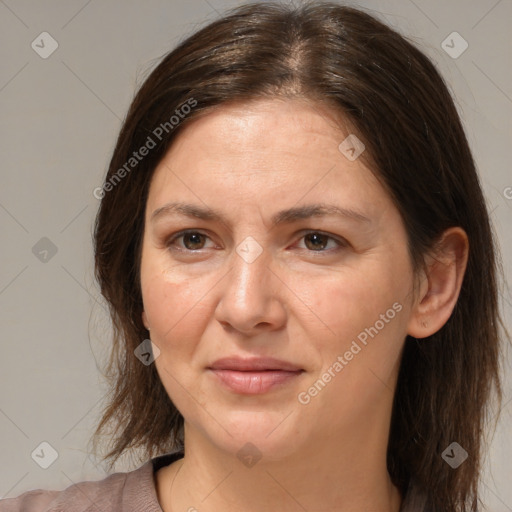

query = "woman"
1;2;507;511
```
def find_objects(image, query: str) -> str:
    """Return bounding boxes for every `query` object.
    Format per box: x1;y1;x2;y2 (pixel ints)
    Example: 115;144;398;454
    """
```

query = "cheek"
141;268;214;410
292;264;403;345
290;257;409;400
141;264;213;355
292;269;407;421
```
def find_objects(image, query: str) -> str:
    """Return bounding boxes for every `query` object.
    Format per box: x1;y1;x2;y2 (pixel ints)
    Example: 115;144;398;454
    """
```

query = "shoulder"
0;489;60;512
0;467;131;512
0;451;184;512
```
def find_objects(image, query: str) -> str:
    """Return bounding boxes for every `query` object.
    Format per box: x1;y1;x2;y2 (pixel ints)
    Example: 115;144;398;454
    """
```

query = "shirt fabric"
0;450;431;511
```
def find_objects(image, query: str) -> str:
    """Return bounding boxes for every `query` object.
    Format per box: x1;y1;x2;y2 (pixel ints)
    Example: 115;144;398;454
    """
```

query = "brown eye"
303;232;330;251
166;231;212;251
182;232;206;250
294;231;348;254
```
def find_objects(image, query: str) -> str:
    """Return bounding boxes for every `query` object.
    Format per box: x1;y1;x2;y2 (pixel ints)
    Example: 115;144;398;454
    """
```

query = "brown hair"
90;2;509;510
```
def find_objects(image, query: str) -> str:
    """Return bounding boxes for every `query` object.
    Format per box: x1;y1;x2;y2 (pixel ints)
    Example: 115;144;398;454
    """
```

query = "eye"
295;231;347;252
165;230;214;251
165;229;348;254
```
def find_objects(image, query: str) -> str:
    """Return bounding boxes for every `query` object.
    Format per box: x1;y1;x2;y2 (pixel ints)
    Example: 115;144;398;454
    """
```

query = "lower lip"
208;369;303;394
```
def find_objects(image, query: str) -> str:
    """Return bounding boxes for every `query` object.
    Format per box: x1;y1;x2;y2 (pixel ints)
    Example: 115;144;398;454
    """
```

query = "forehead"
146;98;389;218
167;97;351;156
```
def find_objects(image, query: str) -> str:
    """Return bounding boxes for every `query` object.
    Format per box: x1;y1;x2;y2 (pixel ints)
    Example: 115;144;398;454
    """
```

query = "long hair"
90;3;508;510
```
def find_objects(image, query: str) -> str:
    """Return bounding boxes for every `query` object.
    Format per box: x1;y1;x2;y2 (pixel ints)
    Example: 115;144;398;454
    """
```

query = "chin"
204;412;308;463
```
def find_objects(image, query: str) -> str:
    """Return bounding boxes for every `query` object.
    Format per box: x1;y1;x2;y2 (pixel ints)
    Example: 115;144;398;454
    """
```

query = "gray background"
0;0;511;509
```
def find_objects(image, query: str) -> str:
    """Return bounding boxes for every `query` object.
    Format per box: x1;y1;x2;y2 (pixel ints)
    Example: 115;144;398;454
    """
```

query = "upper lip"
208;357;303;372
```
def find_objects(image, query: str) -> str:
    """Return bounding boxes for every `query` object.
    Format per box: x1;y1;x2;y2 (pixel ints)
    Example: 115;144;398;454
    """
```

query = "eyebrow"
150;201;372;227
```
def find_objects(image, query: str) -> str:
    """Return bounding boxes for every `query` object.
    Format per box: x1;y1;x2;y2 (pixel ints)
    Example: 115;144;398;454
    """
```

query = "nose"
214;240;287;336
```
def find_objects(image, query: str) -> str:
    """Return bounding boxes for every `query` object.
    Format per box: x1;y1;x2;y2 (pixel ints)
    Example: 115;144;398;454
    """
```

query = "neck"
158;426;402;512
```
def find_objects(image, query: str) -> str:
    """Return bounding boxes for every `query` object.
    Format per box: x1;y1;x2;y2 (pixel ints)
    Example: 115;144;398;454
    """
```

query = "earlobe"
407;227;469;339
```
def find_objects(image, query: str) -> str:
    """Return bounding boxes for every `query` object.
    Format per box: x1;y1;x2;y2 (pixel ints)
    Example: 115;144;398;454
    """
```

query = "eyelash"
165;230;348;254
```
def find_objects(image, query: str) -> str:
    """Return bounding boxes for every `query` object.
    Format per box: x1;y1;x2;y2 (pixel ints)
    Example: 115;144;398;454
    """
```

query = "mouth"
207;357;304;394
208;356;303;372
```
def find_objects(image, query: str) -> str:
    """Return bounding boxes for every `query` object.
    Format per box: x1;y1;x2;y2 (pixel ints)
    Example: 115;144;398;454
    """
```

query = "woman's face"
140;98;419;459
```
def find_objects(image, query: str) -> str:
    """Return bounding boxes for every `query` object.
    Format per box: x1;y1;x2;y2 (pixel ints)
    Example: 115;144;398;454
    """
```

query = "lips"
207;357;304;394
208;356;303;372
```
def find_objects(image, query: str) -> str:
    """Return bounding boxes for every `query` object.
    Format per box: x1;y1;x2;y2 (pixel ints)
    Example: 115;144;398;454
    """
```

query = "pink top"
0;450;431;511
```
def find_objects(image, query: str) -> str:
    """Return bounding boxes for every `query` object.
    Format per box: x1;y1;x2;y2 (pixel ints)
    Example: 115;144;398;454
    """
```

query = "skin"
139;97;469;512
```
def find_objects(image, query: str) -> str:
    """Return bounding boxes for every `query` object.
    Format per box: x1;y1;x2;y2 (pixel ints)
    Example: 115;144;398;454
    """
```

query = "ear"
407;227;469;339
142;311;150;331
